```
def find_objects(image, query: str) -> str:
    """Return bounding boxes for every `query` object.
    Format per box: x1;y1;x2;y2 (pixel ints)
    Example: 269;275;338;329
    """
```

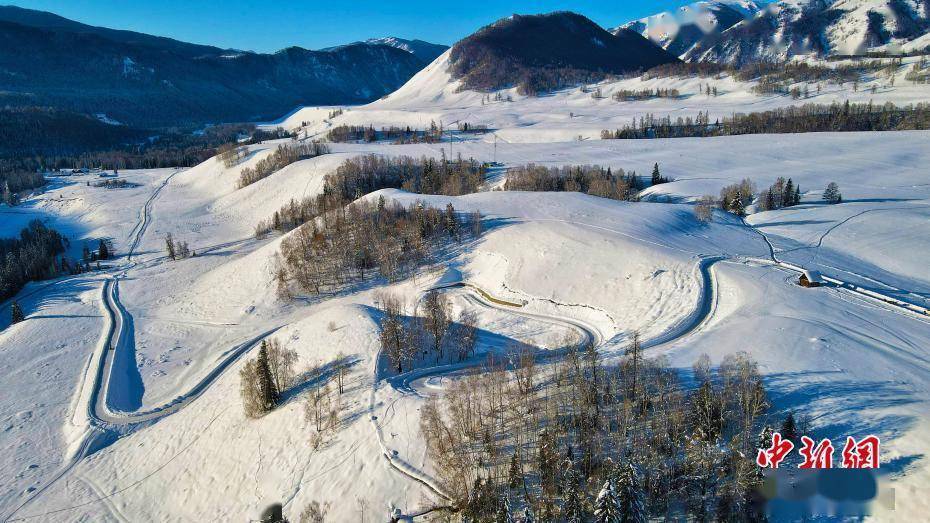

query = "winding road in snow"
371;253;726;511
4;168;279;522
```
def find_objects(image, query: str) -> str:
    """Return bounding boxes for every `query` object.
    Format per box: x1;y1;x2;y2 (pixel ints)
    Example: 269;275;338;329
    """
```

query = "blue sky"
5;1;692;52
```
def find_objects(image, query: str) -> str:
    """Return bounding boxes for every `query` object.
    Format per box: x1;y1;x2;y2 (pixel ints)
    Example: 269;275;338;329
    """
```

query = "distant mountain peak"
683;0;930;64
448;11;679;95
323;37;448;64
614;1;765;58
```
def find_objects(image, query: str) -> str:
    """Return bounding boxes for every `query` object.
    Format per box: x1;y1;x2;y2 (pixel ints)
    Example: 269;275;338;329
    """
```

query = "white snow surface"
2;59;930;522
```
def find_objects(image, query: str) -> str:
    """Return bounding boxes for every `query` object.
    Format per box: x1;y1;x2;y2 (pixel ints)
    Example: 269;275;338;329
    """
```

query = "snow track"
3;168;281;521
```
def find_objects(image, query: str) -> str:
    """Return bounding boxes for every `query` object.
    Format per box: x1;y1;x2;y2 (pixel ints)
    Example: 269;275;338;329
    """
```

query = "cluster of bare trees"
276;199;481;297
334;152;484;197
612;88;680;101
325;123;442;144
377;290;478;373
504;164;644;201
240;338;298;418
217;142;247;168
237;141;329;188
255;153;485;236
602;101;930;140
420;340;771;521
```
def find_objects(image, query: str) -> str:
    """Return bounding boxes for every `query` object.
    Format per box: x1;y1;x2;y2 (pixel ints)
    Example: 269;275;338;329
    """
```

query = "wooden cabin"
799;270;823;288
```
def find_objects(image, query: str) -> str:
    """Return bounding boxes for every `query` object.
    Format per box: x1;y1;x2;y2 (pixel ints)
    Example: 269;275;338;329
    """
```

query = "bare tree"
423;290;451;362
377;292;408;372
266;338;299;394
452;309;479;361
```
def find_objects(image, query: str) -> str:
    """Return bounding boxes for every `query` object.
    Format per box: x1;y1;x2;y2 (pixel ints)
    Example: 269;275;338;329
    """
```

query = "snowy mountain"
323;37;448;64
0;7;428;127
614;1;765;58
684;0;930;64
364;37;449;63
447;12;679;94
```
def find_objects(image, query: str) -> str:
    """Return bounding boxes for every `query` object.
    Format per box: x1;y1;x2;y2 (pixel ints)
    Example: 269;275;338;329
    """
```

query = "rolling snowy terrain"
2;8;930;523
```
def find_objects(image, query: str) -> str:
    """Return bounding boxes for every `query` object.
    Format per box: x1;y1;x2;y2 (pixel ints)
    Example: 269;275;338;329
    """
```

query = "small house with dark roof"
799;269;823;288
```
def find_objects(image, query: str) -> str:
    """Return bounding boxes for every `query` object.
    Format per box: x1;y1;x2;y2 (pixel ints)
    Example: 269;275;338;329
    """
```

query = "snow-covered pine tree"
651;163;662;186
98;239;109;260
496;493;514;523
562;465;584;523
781;412;798;442
594;475;621;523
508;450;523;489
616;461;646;523
794;185;801;205
783;179;795;207
10;301;25;324
730;190;745;216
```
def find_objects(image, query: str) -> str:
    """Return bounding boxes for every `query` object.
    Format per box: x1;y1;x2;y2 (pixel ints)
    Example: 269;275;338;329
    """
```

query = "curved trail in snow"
3;169;280;522
372;255;726;514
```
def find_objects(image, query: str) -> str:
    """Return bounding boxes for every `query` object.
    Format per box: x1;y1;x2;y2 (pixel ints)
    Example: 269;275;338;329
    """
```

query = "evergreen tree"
757;425;774;451
445;203;458;238
616;461;647;523
256;340;278;410
823;182;842;204
730;190;746;216
562;465;584;523
98;239;109;260
794;185;801;205
508;450;523;489
165;233;177;260
781;412;798;442
651;163;663;186
783;179;795;207
10;301;25;324
496;493;514;523
594;475;621;523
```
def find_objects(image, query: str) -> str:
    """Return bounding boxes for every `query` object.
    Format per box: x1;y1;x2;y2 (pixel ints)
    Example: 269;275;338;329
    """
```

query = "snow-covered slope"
615;1;764;57
685;0;930;64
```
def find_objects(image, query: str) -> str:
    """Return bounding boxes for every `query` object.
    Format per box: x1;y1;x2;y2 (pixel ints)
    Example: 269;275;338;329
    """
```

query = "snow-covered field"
2;54;930;521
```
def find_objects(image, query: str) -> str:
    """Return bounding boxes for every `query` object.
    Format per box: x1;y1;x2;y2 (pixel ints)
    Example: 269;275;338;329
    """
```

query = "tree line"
601;101;930;140
612;88;680;102
325;123;442;144
503;163;657;202
420;340;774;522
643;59;889;87
0;220;70;301
713;178;841;218
275;198;481;298
255;154;485;236
237;141;329;189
